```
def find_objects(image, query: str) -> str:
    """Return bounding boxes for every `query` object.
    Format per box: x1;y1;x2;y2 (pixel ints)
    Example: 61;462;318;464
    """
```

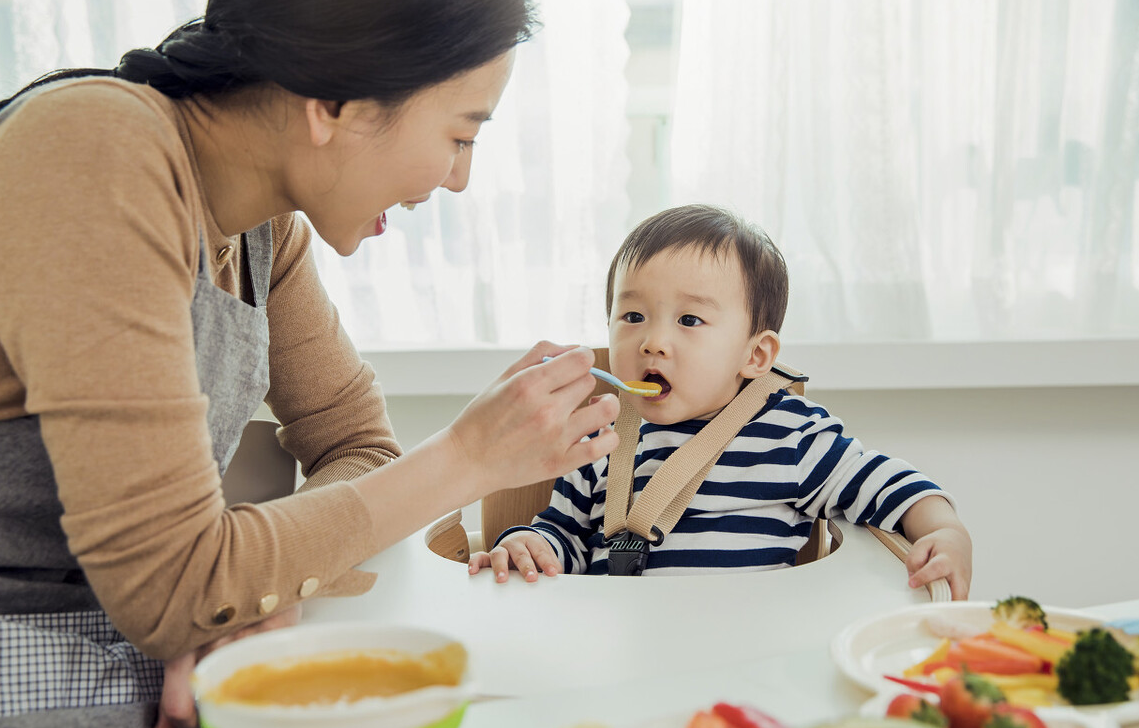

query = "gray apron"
0;223;274;725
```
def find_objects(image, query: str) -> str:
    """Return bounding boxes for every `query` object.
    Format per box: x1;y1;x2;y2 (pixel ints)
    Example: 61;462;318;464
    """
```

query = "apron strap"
603;365;806;543
243;222;274;308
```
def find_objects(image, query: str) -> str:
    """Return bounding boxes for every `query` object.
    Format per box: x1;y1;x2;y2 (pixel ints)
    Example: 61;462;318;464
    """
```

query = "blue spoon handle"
541;356;629;392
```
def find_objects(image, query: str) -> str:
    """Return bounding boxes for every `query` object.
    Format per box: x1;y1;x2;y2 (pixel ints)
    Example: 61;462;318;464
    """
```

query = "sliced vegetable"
937;671;1006;728
905;639;953;677
989;621;1071;665
711;702;787;728
885;694;949;727
982;704;1046;728
943;637;1044;675
686;710;733;728
885;675;941;694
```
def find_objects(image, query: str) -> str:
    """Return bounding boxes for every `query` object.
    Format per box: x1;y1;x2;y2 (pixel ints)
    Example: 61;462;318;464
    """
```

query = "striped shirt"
501;391;950;575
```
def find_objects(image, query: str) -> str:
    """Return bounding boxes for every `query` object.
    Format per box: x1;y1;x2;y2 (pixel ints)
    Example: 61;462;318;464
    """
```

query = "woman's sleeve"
262;214;403;489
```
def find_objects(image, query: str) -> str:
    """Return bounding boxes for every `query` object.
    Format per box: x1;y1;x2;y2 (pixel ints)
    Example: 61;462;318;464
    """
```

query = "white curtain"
671;0;1139;343
2;0;632;351
311;0;631;350
0;0;201;89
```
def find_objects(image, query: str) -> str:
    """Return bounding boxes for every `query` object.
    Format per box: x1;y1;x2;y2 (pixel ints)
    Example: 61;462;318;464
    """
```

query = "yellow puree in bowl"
209;642;466;706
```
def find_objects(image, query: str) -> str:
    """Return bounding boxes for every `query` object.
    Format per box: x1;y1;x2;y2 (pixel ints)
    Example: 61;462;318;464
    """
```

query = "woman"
0;1;620;726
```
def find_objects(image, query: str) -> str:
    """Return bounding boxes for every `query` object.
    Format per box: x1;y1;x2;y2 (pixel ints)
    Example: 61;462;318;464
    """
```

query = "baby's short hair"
605;204;788;335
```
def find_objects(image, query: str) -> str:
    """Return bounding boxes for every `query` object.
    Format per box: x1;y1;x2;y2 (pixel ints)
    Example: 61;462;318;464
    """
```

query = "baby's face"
608;246;761;424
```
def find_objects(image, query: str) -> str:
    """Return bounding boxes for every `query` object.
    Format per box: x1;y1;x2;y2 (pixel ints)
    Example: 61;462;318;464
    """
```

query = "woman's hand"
469;530;562;582
445;343;620;500
155;605;302;728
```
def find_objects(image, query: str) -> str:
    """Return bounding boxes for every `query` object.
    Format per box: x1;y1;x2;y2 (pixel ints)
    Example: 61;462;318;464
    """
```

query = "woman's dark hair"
1;0;538;111
606;204;789;336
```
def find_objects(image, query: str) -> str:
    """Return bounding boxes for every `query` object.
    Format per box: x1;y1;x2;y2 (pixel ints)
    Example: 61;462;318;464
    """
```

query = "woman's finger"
156;653;197;728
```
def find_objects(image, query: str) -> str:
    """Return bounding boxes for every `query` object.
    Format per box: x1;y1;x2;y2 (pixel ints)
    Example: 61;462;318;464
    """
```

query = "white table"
304;520;1138;727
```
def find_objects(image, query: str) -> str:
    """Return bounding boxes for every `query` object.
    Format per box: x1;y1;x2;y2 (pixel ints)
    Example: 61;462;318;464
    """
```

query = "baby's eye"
621;311;645;324
679;314;704;327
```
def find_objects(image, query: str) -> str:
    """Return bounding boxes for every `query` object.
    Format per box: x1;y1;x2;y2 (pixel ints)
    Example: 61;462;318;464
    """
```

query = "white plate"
830;601;1139;728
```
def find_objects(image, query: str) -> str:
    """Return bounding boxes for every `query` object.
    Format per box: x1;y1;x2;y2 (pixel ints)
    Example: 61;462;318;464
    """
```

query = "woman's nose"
442;149;473;193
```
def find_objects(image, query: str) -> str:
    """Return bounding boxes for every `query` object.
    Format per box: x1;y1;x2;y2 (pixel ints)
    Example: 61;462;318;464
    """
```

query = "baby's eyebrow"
679;292;721;309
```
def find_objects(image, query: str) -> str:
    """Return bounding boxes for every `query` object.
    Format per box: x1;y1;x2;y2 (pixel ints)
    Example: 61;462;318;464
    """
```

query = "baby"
469;204;972;598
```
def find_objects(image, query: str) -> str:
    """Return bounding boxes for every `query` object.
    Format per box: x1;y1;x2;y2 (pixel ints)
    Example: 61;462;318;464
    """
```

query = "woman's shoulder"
5;77;182;141
1;77;196;198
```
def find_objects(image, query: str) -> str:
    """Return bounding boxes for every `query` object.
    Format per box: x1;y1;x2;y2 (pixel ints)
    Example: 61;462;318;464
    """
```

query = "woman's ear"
303;98;345;147
740;330;781;379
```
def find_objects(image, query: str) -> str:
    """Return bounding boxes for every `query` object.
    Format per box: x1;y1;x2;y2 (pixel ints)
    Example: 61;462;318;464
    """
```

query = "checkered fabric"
0;610;163;717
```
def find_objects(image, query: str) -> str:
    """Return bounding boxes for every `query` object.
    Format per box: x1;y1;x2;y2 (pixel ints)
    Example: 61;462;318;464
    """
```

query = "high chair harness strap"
602;364;807;555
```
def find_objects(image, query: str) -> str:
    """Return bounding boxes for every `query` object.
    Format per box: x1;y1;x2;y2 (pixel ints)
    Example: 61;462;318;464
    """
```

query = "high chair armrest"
425;509;471;563
866;525;952;602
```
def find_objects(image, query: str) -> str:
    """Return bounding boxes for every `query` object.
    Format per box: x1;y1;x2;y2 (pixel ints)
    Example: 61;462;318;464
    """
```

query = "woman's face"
299;50;515;255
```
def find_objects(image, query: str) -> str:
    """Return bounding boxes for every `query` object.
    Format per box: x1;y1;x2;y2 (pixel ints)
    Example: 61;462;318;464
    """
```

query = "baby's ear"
740;330;780;379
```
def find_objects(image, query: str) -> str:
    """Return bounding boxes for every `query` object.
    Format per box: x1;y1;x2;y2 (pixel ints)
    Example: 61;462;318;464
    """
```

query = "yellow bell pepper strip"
989;621;1072;665
905;639;953;677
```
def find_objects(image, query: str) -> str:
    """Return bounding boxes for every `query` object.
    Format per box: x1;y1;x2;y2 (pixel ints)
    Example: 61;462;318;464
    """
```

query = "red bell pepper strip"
711;702;787;728
885;675;942;694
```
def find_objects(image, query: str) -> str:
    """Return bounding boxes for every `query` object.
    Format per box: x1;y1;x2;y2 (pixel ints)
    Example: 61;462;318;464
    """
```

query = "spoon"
541;356;662;397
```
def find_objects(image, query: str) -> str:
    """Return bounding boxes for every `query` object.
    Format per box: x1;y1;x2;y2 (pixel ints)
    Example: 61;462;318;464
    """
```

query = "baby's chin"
632;399;728;425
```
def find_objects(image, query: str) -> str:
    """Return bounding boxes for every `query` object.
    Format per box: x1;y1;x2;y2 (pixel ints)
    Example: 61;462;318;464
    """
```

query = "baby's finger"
489;547;514;583
504;542;539;582
903;539;934;575
946;572;970;601
907;555;951;591
533;548;562;577
467;551;492;575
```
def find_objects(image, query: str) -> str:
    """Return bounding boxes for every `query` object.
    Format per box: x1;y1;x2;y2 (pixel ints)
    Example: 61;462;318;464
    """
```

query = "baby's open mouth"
641;372;671;397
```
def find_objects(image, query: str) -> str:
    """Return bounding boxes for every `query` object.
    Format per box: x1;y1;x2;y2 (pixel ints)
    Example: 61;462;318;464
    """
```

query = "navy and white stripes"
510;391;951;576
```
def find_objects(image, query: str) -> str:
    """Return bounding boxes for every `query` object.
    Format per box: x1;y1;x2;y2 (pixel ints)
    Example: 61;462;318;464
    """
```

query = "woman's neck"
175;90;293;237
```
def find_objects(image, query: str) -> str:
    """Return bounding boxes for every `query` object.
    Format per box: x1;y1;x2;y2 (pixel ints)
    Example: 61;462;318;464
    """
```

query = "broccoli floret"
1056;627;1136;706
992;596;1048;630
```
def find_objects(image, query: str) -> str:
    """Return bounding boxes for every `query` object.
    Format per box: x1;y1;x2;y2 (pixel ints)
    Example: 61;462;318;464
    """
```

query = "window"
5;0;1136;354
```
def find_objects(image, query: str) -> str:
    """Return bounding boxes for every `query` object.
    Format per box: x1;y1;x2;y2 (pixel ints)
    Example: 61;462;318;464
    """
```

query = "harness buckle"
605;530;653;576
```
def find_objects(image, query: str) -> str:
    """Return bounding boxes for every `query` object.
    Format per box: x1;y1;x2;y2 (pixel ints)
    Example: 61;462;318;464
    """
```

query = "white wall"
383;384;1139;610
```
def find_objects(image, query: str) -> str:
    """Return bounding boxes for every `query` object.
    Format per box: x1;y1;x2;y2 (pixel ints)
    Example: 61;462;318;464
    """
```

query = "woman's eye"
455;139;475;153
679;314;704;327
621;312;644;324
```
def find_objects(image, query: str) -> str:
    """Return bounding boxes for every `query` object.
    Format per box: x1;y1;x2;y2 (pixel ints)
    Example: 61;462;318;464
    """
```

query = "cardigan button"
211;603;236;625
298;577;320;598
258;593;279;615
215;245;233;266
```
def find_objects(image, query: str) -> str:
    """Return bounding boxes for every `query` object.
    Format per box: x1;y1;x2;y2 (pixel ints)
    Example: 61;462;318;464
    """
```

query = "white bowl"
193;622;471;728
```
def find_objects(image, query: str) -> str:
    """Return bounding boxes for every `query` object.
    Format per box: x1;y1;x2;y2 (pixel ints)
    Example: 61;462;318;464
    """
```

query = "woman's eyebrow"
461;110;493;123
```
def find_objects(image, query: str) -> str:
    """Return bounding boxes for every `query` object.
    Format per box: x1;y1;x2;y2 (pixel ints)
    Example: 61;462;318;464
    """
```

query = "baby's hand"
905;526;973;600
468;530;562;583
